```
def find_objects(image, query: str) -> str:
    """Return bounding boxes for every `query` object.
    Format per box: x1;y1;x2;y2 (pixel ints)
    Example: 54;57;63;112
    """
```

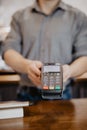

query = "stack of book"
0;101;29;119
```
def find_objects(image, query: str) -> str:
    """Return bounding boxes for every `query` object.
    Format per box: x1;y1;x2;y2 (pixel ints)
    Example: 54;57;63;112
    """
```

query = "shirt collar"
31;0;68;14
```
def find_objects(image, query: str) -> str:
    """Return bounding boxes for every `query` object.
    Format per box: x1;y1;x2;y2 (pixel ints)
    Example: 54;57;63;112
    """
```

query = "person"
2;0;87;101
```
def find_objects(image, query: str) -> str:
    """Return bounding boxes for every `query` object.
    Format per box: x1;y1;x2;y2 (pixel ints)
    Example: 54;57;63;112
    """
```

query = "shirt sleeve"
73;13;87;60
2;11;22;59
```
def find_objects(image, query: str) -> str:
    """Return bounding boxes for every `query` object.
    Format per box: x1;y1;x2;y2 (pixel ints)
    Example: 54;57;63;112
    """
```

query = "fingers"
63;64;71;82
27;60;43;86
32;61;42;76
28;72;41;86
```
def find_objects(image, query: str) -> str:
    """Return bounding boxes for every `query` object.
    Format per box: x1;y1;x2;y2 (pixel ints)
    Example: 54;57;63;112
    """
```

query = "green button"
55;85;60;90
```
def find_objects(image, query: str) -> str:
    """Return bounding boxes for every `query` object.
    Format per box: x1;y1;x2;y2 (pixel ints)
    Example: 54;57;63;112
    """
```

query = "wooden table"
0;74;20;83
0;99;87;130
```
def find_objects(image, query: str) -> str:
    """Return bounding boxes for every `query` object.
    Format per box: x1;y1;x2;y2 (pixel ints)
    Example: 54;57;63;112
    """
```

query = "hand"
27;60;43;86
63;64;71;82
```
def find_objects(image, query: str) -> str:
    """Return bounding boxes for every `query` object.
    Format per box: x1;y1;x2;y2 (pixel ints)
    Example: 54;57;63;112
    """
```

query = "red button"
43;86;49;90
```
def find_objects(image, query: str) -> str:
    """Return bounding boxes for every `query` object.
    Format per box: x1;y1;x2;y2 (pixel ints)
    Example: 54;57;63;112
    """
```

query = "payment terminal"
41;63;63;99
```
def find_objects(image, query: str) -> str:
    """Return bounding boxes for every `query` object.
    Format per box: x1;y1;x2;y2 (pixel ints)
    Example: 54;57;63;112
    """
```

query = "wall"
0;0;34;26
63;0;87;15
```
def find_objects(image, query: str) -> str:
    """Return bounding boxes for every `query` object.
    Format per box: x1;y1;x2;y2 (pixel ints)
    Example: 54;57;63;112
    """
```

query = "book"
0;101;29;119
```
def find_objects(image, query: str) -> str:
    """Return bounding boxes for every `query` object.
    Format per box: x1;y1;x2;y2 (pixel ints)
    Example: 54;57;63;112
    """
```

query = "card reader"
41;63;63;100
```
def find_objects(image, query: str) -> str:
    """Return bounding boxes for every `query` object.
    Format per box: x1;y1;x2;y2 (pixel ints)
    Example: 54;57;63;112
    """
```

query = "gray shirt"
2;1;87;87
